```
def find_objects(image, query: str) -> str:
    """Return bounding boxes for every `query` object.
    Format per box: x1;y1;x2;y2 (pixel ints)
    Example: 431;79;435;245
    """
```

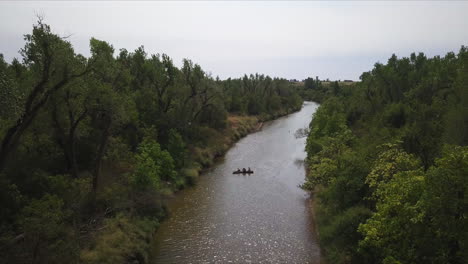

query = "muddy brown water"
151;102;321;263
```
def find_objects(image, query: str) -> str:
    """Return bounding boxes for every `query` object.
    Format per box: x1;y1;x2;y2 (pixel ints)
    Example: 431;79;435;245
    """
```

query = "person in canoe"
233;168;253;174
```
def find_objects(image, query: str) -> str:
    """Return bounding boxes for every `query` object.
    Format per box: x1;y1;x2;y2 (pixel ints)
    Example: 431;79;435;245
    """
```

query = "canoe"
233;170;254;174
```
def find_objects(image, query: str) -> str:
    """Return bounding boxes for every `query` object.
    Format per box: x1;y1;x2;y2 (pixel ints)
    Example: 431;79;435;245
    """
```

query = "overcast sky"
1;1;468;80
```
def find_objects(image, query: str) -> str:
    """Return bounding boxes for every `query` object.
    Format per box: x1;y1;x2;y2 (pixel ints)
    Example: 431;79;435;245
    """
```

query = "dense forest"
304;48;468;263
0;21;303;263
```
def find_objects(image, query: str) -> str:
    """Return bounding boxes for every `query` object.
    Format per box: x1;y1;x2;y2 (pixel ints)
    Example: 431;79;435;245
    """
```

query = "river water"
151;102;321;263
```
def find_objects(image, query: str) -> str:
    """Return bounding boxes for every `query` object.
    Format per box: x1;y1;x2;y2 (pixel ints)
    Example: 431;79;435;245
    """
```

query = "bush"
18;194;79;264
318;206;372;264
131;139;177;190
80;214;159;264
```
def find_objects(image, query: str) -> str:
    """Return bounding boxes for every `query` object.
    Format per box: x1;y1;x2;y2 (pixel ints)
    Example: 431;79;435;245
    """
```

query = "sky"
1;1;468;81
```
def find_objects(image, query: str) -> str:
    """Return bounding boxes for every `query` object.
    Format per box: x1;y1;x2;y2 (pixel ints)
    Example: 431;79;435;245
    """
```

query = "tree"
49;78;90;178
304;77;318;90
358;169;426;264
420;145;468;263
18;194;77;263
167;129;186;168
132;139;176;190
443;46;468;146
179;60;219;129
87;38;133;194
0;20;89;171
359;146;468;264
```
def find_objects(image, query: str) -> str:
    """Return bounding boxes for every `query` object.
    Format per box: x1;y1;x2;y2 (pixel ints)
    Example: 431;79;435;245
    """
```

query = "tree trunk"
68;109;87;178
68;129;79;179
0;74;86;172
51;103;73;173
92;118;111;195
0;109;39;171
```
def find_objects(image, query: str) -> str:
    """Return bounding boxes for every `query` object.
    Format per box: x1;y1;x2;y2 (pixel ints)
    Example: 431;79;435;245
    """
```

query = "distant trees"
299;76;332;103
304;76;320;90
222;74;302;117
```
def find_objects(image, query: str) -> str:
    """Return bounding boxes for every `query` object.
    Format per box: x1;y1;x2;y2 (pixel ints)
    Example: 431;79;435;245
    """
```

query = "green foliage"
318;206;372;264
167;129;186;168
80;214;159;264
358;170;426;263
0;175;23;218
181;168;199;185
358;146;467;264
132;153;160;191
366;143;420;192
420;145;468;263
402;102;445;169
305;48;468;263
0;20;306;263
309;97;347;139
300;76;329;102
221;74;302;117
132;139;177;190
382;103;407;128
443;48;468;146
18;194;78;263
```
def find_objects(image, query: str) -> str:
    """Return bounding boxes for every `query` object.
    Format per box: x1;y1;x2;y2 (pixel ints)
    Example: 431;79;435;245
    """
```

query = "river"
151;101;321;263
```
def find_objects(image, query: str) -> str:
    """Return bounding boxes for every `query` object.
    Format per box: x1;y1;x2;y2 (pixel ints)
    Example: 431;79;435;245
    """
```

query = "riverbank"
304;154;327;264
307;190;327;264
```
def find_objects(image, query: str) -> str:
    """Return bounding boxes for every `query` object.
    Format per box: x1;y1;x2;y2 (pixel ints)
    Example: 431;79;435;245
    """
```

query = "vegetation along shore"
303;49;467;264
0;21;303;263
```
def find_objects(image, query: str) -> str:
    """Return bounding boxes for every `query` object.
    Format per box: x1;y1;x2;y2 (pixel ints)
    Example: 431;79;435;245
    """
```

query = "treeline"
0;21;302;263
304;49;467;263
299;76;344;103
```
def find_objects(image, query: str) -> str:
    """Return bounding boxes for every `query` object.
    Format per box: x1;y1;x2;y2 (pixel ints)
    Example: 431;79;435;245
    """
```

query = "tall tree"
0;21;89;171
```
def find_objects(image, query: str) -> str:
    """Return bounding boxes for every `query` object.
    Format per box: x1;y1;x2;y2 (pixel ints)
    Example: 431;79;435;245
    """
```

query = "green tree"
420;145;468;263
87;38;134;194
167;129;186;168
18;194;77;263
132;139;177;191
0;21;89;171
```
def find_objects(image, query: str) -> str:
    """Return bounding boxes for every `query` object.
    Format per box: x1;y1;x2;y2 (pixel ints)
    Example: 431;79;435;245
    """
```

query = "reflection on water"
151;102;321;263
294;158;305;168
